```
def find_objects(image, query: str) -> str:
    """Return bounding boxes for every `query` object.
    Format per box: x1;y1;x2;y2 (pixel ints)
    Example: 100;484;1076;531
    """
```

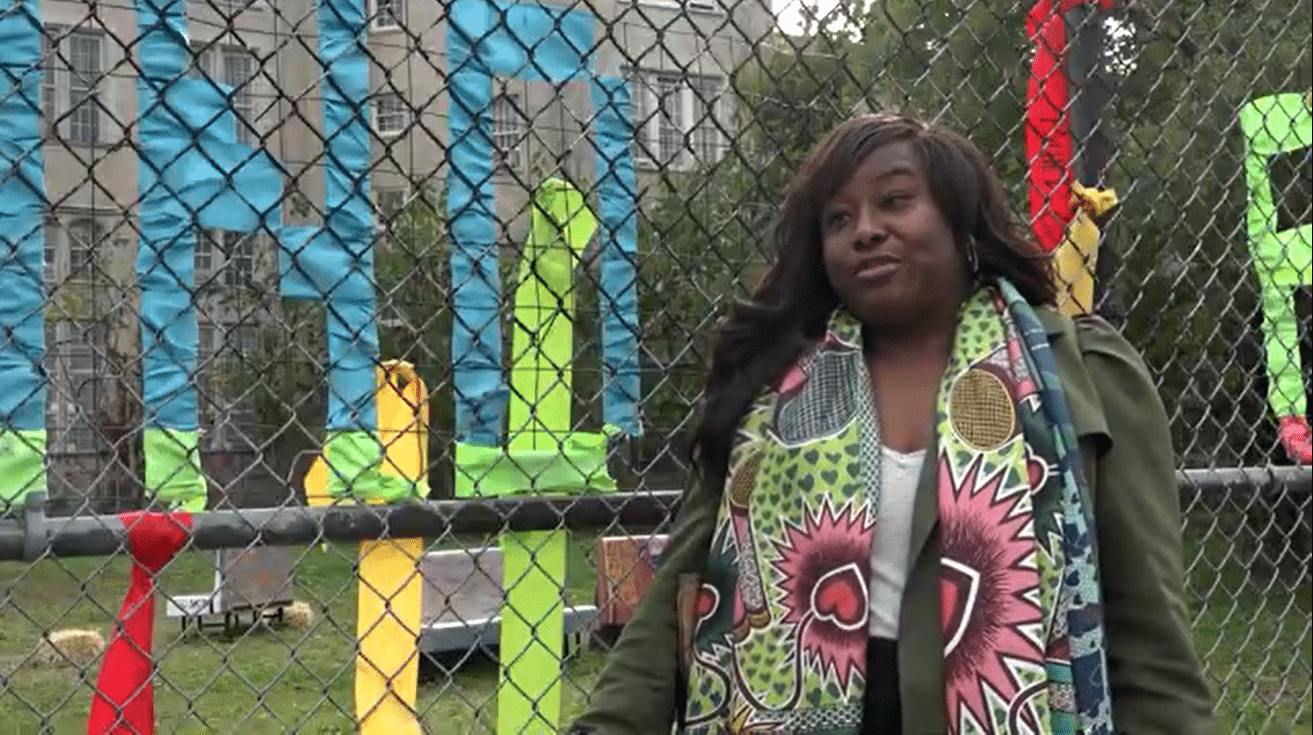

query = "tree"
225;184;455;495
634;0;1310;573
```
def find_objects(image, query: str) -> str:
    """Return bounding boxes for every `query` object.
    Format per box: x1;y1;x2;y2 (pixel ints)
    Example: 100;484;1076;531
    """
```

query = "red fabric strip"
86;511;193;735
1026;0;1113;253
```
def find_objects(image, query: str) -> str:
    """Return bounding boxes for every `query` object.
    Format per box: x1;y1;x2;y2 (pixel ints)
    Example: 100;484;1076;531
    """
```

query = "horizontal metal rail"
1;466;1307;561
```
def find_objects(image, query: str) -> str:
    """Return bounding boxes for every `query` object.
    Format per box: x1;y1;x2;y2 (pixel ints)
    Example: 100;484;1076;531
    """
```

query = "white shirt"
868;444;926;639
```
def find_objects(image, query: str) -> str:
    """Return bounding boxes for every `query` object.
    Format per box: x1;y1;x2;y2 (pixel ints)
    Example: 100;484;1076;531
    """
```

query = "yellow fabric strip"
1054;181;1118;317
356;536;425;735
305;361;428;735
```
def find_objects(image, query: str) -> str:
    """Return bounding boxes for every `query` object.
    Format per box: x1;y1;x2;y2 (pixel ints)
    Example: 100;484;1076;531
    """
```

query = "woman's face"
819;140;969;331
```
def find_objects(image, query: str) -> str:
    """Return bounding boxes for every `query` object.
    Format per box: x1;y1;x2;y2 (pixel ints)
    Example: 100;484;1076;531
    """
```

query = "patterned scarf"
679;281;1113;734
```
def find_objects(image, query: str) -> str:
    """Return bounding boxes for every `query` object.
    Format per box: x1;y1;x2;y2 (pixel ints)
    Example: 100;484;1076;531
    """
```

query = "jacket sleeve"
1077;317;1216;734
567;473;720;735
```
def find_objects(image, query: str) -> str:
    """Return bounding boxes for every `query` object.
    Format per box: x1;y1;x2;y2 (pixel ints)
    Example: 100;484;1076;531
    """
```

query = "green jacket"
570;310;1215;734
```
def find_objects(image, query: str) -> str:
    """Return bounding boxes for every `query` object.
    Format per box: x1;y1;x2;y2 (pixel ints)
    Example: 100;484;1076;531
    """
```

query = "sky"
771;0;841;36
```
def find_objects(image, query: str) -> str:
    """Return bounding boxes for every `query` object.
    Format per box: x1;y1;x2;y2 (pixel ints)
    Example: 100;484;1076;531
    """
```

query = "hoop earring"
965;238;980;278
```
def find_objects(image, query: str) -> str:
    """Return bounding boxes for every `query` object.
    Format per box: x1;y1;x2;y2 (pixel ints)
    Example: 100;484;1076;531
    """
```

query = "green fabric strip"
323;430;423;504
143;428;207;512
1238;93;1312;417
507;177;597;453
497;529;568;735
0;430;46;509
453;433;616;498
496;179;605;735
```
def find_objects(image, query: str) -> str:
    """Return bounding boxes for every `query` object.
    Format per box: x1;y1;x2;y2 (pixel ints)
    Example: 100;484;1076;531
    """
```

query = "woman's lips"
854;258;900;282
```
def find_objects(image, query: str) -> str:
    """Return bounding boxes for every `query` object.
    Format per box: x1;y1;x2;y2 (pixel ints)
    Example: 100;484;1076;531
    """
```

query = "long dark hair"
689;112;1057;493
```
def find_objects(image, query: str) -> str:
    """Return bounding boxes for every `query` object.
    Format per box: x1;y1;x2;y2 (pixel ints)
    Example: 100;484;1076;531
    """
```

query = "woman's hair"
689;112;1057;493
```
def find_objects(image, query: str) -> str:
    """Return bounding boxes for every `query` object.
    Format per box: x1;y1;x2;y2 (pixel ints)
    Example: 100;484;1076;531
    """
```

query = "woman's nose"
853;211;884;248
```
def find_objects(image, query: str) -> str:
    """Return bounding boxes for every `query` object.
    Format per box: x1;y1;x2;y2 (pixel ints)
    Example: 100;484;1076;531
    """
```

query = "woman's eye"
882;193;911;208
824;212;850;228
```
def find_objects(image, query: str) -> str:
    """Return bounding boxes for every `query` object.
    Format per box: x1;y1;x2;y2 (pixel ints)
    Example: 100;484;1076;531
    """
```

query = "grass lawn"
0;523;1307;734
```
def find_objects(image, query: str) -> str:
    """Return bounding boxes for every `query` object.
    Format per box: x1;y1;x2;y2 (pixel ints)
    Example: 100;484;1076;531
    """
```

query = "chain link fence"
0;0;1309;732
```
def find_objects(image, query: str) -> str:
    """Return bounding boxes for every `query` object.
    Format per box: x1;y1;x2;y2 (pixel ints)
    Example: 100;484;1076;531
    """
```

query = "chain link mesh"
0;0;1309;732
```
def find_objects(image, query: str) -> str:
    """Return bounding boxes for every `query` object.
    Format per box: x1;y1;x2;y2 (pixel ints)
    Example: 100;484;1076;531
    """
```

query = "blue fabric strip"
591;78;642;437
449;0;596;85
0;1;48;431
134;0;200;430
299;0;379;431
161;77;284;233
447;21;505;447
135;0;287;432
445;0;601;446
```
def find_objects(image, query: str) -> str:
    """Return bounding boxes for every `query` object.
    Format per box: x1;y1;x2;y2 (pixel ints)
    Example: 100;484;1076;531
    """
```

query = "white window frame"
373;93;408;136
369;0;403;30
41;31;57;138
45;320;105;454
688;75;724;164
198;228;259;289
44;218;58;284
638;0;721;14
45;214;105;282
195;229;216;280
43;25;109;147
65;217;101;280
210;0;265;15
626;69;724;170
191;42;260;146
494;92;526;173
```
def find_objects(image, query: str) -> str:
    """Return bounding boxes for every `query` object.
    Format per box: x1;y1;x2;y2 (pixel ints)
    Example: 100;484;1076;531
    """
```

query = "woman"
570;113;1214;734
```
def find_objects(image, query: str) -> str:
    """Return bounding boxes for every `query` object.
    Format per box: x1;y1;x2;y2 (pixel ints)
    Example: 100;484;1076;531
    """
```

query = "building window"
494;93;526;172
199;229;258;288
626;70;723;169
221;49;257;145
191;43;259;146
371;0;403;29
65;218;100;278
41;30;57;137
195;230;215;277
374;93;408;136
44;216;103;281
45;321;106;454
224;232;256;288
689;75;722;163
43;27;107;146
67;32;103;146
629;71;683;165
44;221;57;284
655;75;684;164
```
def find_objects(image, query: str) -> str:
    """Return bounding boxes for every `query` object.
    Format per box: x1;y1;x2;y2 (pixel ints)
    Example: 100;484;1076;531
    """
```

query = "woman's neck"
859;285;966;361
862;319;957;454
865;328;954;366
861;305;958;365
